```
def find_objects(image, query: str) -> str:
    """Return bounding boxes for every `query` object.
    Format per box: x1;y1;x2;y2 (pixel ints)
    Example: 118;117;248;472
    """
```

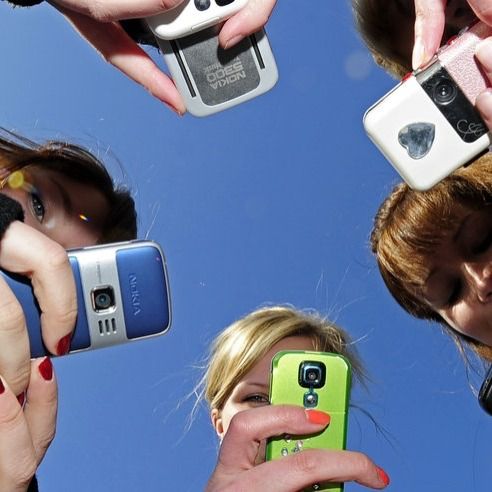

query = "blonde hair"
371;153;492;361
201;306;365;411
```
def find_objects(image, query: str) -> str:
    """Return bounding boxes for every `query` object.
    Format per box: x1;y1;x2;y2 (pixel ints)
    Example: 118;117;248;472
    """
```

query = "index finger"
240;449;389;491
466;0;492;26
49;0;184;23
413;0;446;69
0;222;76;356
217;406;330;470
218;0;277;49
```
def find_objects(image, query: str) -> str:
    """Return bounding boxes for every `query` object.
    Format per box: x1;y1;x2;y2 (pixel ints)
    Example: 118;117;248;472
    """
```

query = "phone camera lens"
299;361;326;388
92;286;115;312
215;0;236;5
433;80;457;105
194;0;210;10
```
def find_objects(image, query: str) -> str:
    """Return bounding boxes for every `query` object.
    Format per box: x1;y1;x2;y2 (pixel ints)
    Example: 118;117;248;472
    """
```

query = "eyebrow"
235;381;269;392
452;213;472;242
50;176;73;216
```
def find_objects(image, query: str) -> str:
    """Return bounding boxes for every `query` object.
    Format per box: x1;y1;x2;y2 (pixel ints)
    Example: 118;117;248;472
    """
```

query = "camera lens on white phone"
194;0;210;10
433;80;457;105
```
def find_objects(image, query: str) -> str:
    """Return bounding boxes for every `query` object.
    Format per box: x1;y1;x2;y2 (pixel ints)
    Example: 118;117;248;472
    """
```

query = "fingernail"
56;334;71;356
16;391;25;407
0;378;5;395
476;38;492;64
412;37;426;70
376;466;390;487
224;35;243;50
476;88;492;115
38;357;53;381
305;409;331;425
164;102;184;117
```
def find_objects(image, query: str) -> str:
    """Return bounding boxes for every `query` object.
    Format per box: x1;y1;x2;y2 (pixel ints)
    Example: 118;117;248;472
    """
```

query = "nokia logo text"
129;273;142;316
206;61;246;89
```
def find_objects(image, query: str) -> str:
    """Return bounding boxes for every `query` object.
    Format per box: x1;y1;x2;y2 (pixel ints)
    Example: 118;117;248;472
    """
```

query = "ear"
210;408;224;440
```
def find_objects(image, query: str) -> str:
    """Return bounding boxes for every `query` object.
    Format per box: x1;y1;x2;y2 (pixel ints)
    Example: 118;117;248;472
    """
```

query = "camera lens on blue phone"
92;286;115;312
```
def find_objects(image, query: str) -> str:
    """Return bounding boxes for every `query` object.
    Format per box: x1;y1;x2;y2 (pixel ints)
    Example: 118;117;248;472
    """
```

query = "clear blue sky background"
2;1;492;490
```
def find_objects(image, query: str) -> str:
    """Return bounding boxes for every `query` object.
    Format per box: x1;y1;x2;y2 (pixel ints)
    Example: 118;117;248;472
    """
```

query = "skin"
211;336;315;440
412;0;492;127
0;165;106;490
421;205;492;345
390;0;475;71
1;166;109;249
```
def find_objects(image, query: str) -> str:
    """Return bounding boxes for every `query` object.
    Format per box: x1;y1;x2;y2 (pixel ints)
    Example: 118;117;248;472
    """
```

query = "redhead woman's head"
371;153;492;361
201;306;364;440
0;128;137;248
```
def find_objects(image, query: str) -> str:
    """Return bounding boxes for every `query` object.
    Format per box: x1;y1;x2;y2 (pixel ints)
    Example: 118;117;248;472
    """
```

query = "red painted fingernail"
0;378;5;395
17;391;25;406
376;466;390;487
305;409;331;425
56;334;72;356
39;357;53;381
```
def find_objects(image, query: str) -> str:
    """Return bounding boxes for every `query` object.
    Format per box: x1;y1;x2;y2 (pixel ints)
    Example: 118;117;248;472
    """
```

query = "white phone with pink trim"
146;0;248;40
364;21;492;190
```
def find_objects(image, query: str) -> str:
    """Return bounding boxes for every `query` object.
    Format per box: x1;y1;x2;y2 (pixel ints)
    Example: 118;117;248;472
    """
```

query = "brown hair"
371;153;492;361
351;0;468;80
0;128;137;243
351;0;414;79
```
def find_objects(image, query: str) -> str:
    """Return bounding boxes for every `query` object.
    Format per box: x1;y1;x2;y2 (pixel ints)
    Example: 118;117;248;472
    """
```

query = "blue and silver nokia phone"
1;240;171;357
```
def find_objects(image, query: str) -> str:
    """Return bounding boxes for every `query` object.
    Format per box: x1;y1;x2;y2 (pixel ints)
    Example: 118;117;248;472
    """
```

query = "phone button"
191;17;220;31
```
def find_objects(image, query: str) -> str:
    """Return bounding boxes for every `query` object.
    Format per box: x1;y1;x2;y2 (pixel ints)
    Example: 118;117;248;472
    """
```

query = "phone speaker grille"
98;318;117;336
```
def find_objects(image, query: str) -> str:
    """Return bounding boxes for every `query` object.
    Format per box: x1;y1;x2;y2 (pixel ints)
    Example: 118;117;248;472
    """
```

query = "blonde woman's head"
201;306;364;439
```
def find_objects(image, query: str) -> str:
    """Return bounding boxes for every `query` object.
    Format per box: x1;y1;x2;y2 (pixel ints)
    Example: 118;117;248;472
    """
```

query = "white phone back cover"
364;76;491;190
146;0;249;40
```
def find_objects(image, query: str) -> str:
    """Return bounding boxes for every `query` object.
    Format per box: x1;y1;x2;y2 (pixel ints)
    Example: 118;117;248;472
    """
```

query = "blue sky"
2;1;492;490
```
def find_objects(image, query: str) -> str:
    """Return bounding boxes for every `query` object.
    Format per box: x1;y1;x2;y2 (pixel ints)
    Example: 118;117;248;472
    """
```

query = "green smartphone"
266;350;351;492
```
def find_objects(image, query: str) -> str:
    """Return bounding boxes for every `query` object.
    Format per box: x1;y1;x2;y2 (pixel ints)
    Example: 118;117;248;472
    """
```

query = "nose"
463;261;492;303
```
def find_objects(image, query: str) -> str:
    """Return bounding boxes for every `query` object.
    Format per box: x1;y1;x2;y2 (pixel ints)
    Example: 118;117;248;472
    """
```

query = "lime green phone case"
266;351;351;492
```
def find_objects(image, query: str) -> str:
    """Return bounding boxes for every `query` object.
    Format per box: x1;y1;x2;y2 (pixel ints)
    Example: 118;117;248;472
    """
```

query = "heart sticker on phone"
398;122;435;160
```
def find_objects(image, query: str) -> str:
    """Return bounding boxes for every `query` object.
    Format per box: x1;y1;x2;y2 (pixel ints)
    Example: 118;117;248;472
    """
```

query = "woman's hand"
412;0;492;129
0;221;76;398
206;405;389;491
0;357;57;492
49;0;277;115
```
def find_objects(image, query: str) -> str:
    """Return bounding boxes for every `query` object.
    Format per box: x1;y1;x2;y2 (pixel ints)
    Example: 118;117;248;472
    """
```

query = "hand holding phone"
364;21;492;190
207;405;389;491
266;351;351;492
1;240;171;358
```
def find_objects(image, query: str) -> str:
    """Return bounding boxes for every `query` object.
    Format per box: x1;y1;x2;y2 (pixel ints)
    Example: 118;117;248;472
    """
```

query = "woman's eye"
30;192;45;222
243;394;269;405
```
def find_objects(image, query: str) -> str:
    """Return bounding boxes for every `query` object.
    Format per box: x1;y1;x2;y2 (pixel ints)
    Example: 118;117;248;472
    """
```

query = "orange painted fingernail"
305;409;331;425
376;466;390;486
